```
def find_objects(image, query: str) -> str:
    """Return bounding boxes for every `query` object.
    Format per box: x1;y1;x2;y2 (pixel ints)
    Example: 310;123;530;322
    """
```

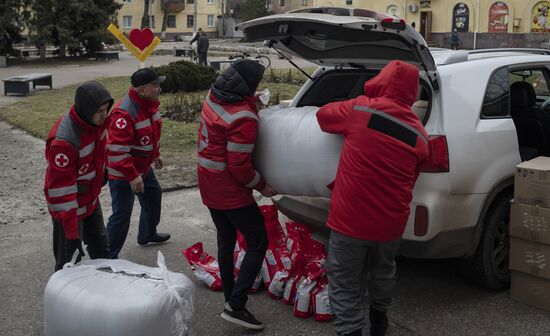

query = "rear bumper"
273;195;475;259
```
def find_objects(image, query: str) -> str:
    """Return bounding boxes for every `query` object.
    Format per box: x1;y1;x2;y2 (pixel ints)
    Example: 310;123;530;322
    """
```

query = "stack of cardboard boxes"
509;156;550;311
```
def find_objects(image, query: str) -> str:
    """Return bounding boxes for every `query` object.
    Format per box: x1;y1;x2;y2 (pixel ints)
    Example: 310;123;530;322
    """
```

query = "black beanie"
74;81;114;125
231;59;265;94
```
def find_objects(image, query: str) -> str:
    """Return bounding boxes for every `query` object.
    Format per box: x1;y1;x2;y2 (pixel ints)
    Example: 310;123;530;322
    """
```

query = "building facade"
271;0;550;49
116;0;221;39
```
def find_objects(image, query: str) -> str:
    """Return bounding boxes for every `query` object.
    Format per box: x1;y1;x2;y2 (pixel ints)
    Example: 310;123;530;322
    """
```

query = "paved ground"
0;41;549;336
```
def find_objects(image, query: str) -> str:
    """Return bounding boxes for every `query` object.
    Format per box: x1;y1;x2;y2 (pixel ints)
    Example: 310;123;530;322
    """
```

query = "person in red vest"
44;81;113;271
106;68;170;259
316;60;429;336
198;59;276;330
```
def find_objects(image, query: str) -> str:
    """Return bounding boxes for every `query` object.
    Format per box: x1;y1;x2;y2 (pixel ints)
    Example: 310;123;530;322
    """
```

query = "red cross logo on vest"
140;135;150;145
79;163;89;175
54;153;69;168
116;117;127;129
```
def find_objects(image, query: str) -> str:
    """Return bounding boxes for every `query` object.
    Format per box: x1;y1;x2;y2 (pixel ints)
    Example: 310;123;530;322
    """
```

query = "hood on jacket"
74;81;114;125
211;59;265;103
363;60;419;107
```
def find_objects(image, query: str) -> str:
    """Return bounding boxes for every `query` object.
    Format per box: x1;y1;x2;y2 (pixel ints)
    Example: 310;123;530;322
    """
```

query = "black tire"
257;55;271;69
460;192;512;290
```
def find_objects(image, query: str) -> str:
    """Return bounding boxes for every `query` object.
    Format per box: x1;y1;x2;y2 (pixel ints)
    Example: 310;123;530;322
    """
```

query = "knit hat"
231;59;265;94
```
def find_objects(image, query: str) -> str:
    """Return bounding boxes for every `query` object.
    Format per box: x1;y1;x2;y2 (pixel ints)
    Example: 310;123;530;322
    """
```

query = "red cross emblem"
140;135;150;145
78;163;89;175
116;118;127;129
54;153;69;168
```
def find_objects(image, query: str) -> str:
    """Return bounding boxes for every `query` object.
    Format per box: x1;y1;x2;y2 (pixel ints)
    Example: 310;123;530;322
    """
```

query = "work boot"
343;328;363;336
138;232;171;245
369;307;388;336
220;303;264;330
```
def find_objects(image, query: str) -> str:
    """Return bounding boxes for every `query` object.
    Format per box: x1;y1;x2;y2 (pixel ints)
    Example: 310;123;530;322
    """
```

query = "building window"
187;15;194;28
452;3;470;32
207;15;215;27
279;0;285;6
149;15;155;28
346;0;352;4
488;2;509;32
187;0;194;3
123;16;132;28
122;0;132;3
167;15;176;28
300;0;307;5
207;0;214;4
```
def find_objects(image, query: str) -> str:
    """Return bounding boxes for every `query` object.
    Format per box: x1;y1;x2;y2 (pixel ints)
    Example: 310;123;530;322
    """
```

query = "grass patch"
0;76;301;169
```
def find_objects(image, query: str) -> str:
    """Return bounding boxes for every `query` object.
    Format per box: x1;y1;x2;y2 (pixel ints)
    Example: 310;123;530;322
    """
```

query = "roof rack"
438;48;550;65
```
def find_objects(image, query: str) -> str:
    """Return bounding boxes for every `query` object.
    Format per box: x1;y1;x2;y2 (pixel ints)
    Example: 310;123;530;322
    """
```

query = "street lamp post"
473;0;480;49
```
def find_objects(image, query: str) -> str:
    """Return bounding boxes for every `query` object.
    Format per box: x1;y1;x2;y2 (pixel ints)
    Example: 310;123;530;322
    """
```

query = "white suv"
239;7;550;290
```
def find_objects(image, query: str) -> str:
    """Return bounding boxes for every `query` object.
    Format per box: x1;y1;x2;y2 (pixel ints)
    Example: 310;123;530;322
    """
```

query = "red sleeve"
45;141;79;240
226;117;266;191
106;110;139;181
316;98;356;135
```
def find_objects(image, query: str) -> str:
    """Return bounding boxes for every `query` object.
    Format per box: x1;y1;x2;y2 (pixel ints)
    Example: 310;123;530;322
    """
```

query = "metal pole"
402;0;407;22
473;0;480;49
193;0;197;35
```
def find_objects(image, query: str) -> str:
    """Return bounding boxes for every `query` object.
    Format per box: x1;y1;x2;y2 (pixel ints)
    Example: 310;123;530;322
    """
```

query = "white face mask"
258;88;270;105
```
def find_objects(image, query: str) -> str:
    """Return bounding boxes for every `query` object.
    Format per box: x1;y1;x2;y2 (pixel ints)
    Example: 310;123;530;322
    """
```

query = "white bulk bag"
44;252;197;336
254;105;343;197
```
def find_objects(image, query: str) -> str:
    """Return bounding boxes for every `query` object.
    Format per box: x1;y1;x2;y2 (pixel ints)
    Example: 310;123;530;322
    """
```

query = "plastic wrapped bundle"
44;252;197;336
254;105;344;197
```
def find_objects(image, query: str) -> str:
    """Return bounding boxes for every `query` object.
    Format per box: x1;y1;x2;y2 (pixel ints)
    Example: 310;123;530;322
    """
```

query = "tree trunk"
39;45;46;62
160;0;171;39
141;0;150;28
59;42;66;58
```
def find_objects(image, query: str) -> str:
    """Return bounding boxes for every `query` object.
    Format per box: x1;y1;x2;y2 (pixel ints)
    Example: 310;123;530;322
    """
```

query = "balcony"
161;0;185;12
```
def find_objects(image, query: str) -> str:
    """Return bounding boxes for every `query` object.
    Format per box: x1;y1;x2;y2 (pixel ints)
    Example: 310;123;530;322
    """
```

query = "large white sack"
254;105;343;197
44;252;197;336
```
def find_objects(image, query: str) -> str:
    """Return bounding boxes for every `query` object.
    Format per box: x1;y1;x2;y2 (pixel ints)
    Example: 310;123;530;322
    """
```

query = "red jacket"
106;88;162;181
44;107;107;239
198;92;266;209
316;61;429;241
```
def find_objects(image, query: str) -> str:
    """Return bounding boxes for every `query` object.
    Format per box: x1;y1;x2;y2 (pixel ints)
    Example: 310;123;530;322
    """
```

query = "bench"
209;60;234;71
174;48;194;57
3;73;53;96
95;51;119;61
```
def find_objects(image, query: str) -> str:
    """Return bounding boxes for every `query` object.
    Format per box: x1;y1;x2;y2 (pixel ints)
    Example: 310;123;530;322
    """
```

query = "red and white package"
250;273;263;293
261;205;286;249
293;278;317;318
312;280;333;322
267;271;289;299
282;273;304;305
262;248;287;287
182;242;223;291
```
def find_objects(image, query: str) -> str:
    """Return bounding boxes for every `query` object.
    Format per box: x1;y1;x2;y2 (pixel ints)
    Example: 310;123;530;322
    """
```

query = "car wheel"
460;192;512;290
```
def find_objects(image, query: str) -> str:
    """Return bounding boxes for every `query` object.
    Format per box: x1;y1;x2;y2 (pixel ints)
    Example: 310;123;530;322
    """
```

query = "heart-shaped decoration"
129;28;155;51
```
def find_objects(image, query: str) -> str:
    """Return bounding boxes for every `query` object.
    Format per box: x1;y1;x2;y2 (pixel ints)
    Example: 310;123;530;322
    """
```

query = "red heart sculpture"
129;28;155;51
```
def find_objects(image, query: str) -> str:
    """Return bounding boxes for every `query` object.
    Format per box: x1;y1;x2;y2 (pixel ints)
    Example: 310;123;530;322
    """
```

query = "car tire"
460;192;512;290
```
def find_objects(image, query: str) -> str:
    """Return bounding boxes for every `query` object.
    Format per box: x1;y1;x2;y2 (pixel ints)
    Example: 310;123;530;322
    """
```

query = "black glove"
103;166;108;186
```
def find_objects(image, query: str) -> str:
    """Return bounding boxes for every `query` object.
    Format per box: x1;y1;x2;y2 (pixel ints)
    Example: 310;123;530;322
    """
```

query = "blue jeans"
106;170;162;259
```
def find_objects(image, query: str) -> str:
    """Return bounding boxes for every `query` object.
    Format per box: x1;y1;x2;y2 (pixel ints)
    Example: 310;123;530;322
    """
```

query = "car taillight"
380;17;406;30
414;205;429;237
421;135;449;173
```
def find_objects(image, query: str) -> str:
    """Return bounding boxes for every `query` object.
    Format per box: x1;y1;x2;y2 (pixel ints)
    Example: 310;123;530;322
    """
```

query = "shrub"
162;94;204;123
155;60;217;93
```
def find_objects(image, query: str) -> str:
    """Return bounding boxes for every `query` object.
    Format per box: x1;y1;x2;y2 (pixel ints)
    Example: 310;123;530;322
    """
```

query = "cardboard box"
510;271;550;312
509;237;550;280
515;157;550;207
510;202;550;244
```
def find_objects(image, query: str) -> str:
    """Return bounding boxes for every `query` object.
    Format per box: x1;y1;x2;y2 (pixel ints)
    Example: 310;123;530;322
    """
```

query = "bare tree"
141;0;151;29
218;0;231;37
160;0;179;39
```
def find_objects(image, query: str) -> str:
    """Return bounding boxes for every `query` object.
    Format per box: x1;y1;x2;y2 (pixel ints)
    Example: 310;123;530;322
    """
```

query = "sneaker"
138;232;171;246
369;308;388;336
220;304;264;330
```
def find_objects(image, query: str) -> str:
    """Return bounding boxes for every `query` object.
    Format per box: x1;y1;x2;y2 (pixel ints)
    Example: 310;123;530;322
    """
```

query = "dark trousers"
198;52;208;66
327;230;401;335
106;170;162;259
52;204;110;271
209;202;268;311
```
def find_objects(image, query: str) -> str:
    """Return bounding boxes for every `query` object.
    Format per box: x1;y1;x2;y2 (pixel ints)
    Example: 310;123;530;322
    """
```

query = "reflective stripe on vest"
48;200;78;212
107;167;125;177
79;142;95;158
132;144;153;151
206;94;259;124
198;157;226;170
227;141;254;153
245;171;261;188
100;129;107;141
135;119;151;130
77;170;96;181
198;140;208;152
354;105;428;145
152;111;161;121
108;154;131;163
47;184;77;198
107;144;131;152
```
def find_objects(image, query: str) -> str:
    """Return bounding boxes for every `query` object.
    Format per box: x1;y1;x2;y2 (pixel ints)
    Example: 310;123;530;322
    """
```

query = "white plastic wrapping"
254;105;344;197
44;252;197;336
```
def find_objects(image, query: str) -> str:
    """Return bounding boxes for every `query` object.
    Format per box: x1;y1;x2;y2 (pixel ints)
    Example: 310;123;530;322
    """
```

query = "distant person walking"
197;31;209;66
451;29;460;50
